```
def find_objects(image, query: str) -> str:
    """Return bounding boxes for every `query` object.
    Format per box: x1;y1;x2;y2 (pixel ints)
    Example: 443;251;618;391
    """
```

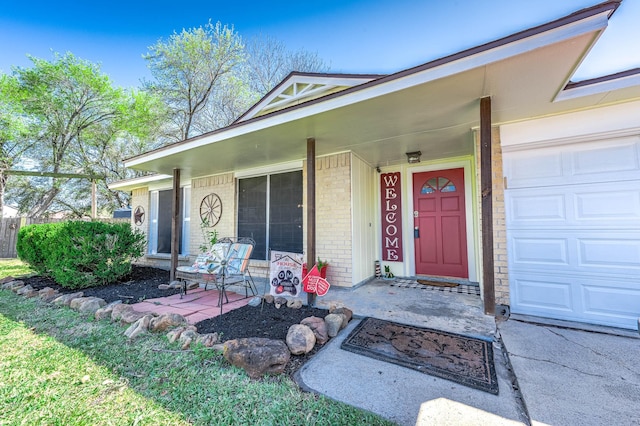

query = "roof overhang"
123;1;635;181
108;174;173;191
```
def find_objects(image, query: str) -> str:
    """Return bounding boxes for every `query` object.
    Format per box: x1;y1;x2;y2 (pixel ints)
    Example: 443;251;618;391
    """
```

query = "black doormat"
417;279;459;288
341;317;498;394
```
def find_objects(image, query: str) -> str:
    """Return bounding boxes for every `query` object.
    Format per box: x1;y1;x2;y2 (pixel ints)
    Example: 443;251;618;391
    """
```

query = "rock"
78;297;107;314
263;294;274;304
331;307;353;328
119;309;150;325
52;292;84;307
0;276;15;285
4;280;24;291
16;285;34;296
223;338;290;379
179;329;199;350
196;333;219;347
23;288;39;298
124;314;153;339
149;313;187;332
286;324;316;355
166;325;197;343
324;313;344;338
274;297;287;309
38;287;60;303
70;296;106;311
247;296;262;307
158;284;170;290
94;301;122;320
286;299;303;309
168;280;182;289
111;304;134;322
300;316;329;344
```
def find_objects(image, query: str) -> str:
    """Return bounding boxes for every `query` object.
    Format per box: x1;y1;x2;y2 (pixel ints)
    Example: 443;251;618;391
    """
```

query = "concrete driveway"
298;279;640;425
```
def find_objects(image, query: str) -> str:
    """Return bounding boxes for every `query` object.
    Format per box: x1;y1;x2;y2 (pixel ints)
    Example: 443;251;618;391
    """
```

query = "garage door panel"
575;190;640;220
508;194;566;224
571;141;640;176
511;275;574;312
511;274;640;328
578;238;640;270
511;236;569;266
506;136;640;189
583;283;640;316
510;230;640;276
505;151;563;185
507;181;640;229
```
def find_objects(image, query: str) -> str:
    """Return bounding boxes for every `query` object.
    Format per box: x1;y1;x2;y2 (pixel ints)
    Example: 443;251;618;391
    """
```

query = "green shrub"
17;221;145;289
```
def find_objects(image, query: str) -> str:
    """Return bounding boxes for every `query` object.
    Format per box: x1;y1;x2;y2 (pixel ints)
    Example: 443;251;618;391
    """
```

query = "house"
110;1;640;330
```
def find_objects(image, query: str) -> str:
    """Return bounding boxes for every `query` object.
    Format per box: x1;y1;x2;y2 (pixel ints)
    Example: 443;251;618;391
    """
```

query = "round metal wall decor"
134;206;145;226
199;193;222;226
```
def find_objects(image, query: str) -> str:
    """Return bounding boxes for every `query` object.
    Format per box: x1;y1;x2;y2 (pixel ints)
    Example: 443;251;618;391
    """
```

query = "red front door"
413;168;468;278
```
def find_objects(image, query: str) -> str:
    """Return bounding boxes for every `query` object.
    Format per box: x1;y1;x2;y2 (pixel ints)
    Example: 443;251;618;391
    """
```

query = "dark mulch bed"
20;265;181;304
15;265;331;378
196;302;329;377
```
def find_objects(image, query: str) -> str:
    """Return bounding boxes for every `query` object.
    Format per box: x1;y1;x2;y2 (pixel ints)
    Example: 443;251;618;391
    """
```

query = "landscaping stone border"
1;277;353;378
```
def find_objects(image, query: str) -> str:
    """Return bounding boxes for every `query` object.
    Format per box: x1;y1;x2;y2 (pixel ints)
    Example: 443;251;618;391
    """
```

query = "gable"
235;72;382;122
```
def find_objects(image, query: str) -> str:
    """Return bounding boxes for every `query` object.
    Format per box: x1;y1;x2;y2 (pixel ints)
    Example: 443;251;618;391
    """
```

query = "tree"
144;25;330;140
4;53;163;218
143;21;244;141
0;73;34;218
244;34;330;94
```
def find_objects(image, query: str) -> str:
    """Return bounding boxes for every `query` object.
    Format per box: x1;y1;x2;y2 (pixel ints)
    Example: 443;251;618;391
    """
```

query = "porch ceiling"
124;7;634;181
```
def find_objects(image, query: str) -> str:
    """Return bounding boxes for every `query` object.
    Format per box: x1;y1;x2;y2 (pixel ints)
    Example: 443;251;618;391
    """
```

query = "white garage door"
504;135;640;329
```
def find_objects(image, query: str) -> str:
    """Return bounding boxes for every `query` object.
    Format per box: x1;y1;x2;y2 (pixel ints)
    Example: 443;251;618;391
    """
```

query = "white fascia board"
126;12;609;169
555;72;640;102
108;174;173;190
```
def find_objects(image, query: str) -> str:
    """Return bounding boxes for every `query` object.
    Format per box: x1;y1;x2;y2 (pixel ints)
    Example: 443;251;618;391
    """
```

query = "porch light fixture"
406;151;422;164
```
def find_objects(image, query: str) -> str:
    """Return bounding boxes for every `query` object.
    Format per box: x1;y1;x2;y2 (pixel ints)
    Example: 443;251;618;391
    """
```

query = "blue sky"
1;0;638;89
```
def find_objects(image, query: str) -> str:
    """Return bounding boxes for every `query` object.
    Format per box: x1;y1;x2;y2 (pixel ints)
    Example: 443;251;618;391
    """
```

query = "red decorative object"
303;263;327;279
302;264;331;296
381;172;403;261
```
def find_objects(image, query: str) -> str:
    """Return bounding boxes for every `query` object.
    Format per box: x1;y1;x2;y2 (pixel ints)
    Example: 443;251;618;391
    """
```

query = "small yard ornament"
384;265;395;279
302;264;331;296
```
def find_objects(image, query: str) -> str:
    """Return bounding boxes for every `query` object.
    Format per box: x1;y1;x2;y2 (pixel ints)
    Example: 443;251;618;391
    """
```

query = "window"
238;171;303;259
420;177;456;194
148;187;190;255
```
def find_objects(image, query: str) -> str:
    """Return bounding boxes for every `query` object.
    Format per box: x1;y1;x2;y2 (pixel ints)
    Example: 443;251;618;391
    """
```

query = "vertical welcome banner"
381;172;403;261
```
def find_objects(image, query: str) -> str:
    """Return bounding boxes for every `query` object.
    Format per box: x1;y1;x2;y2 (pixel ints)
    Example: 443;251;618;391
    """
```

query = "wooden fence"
0;217;128;258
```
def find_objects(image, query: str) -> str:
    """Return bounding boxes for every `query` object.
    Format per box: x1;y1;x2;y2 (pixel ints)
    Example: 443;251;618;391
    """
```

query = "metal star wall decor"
134;206;145;226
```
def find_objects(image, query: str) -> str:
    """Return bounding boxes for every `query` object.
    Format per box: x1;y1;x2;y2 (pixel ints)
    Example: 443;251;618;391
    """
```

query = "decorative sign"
381;172;403;261
302;264;331;296
269;251;304;297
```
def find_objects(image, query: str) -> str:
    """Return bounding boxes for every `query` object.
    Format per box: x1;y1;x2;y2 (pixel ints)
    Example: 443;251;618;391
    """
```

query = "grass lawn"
0;258;35;279
0;261;392;425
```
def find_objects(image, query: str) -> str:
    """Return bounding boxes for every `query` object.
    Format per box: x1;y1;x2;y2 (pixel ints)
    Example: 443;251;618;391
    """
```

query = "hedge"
17;221;146;289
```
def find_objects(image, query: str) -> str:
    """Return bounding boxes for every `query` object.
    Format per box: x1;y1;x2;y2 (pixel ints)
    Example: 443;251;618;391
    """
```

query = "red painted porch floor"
130;287;251;324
